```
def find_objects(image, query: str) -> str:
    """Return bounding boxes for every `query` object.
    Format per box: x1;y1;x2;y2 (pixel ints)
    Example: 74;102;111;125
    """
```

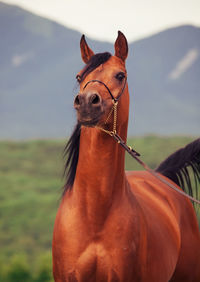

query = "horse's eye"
76;75;81;83
115;72;125;82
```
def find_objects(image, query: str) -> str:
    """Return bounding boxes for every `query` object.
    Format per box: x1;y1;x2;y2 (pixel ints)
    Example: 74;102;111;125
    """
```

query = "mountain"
129;26;200;135
0;2;199;139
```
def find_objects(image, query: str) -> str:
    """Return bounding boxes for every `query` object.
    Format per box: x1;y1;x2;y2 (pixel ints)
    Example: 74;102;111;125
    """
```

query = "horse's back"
126;170;200;281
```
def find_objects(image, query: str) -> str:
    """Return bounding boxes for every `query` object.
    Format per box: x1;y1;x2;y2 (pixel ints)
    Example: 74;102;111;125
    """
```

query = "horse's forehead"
104;55;126;70
92;56;126;76
77;55;126;83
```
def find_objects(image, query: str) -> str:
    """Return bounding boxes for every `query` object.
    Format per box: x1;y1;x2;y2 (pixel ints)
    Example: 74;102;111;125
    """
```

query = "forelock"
79;52;111;82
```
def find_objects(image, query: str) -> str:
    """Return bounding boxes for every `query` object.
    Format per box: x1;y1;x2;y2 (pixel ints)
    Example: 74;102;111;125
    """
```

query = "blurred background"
0;0;199;281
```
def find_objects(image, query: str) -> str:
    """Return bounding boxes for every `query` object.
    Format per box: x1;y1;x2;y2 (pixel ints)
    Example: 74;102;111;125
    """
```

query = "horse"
52;31;200;282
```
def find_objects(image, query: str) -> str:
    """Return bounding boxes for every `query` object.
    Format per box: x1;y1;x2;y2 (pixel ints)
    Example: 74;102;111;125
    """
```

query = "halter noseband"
83;77;127;102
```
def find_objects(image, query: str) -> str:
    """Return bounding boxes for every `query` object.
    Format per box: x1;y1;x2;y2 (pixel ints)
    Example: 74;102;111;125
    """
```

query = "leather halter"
83;77;200;205
83;77;129;137
83;77;127;102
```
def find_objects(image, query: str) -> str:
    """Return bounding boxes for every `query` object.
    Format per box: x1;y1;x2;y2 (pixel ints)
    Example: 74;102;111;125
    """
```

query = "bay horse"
52;31;200;281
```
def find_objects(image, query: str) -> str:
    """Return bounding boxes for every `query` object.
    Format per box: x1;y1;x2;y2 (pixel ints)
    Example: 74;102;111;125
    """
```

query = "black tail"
156;138;200;200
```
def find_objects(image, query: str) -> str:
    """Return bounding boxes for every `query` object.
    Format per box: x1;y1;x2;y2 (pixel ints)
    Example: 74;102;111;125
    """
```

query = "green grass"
0;136;199;280
0;140;63;281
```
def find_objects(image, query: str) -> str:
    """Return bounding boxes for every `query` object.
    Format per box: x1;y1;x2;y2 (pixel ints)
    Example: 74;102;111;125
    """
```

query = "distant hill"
0;2;199;139
129;26;200;135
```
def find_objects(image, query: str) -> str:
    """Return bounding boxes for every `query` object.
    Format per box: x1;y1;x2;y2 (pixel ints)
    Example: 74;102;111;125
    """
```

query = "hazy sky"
2;0;200;42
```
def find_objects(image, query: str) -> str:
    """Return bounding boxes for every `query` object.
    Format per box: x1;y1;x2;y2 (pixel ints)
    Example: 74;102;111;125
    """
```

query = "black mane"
63;123;81;195
156;138;200;204
63;52;111;195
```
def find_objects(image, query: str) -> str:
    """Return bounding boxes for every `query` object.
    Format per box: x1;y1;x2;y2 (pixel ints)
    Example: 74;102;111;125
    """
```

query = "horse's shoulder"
126;170;181;203
125;170;182;226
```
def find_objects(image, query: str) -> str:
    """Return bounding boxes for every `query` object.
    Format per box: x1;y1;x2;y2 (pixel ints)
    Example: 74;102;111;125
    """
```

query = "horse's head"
74;31;129;133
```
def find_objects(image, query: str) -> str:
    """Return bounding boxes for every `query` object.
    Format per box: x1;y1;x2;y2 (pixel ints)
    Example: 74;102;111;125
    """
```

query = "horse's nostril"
74;95;80;106
90;94;100;105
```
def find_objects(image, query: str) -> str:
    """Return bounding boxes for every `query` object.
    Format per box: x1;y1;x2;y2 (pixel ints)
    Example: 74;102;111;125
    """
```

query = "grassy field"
0;136;199;281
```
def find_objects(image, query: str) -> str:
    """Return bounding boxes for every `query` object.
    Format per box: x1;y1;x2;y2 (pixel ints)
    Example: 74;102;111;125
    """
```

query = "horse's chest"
69;243;119;281
53;224;139;281
53;203;142;281
62;242;138;282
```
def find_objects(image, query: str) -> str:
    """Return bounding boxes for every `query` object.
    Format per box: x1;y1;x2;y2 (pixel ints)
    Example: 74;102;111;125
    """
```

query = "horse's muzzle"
74;92;104;126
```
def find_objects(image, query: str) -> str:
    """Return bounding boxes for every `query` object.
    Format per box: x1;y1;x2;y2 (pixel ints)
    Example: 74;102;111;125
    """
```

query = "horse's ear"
80;35;94;64
114;31;128;61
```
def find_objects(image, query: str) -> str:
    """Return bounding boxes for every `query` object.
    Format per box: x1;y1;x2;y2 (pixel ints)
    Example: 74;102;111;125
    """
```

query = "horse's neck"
73;125;127;228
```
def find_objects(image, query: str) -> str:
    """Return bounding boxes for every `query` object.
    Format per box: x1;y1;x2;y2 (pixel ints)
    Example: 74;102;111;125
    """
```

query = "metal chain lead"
113;101;118;134
97;100;118;136
104;101;115;125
